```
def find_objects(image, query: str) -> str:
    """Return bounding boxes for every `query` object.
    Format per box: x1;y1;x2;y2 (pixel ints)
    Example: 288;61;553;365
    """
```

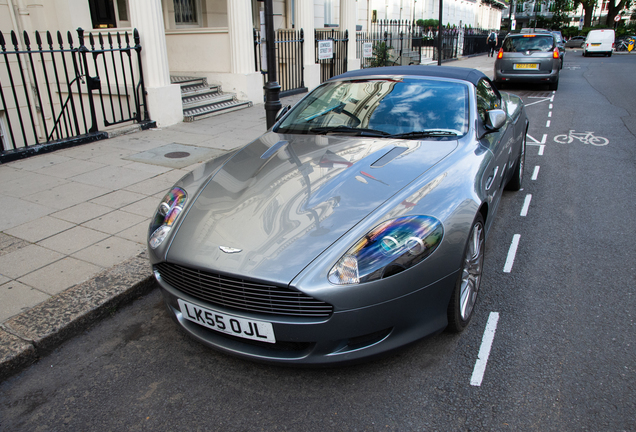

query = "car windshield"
275;78;469;138
503;35;555;52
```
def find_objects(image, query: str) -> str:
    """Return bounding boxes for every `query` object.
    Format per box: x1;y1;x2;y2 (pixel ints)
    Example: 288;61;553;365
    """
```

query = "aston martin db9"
148;65;528;365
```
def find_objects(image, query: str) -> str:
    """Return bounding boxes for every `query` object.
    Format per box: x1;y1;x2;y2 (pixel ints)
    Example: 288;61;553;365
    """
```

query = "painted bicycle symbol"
554;130;609;146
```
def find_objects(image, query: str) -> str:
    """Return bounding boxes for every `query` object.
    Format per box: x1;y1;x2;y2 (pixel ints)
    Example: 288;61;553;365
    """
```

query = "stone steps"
170;76;252;122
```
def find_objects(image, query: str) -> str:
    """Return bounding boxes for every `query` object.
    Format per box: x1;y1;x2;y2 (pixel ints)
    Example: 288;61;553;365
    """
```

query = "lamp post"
438;0;443;65
262;0;282;129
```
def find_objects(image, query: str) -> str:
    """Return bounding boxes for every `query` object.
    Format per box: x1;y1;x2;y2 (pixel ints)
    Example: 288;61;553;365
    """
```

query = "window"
88;0;129;29
476;79;500;123
174;0;198;25
276;79;469;137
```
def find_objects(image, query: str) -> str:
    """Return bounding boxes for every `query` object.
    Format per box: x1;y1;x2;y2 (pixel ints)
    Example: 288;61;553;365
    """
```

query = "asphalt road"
1;52;635;431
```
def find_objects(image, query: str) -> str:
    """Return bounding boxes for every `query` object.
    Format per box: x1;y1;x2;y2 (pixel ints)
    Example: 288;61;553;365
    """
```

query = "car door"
476;78;515;220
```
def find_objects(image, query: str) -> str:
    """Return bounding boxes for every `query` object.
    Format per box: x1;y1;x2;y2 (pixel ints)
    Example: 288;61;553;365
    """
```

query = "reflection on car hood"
167;132;457;285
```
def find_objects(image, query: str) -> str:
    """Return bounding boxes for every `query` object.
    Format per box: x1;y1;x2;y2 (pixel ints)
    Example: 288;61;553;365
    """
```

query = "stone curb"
0;252;155;382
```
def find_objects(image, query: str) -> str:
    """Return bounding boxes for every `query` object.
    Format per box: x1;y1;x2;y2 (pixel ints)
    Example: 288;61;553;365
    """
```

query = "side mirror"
275;105;292;122
486;109;507;130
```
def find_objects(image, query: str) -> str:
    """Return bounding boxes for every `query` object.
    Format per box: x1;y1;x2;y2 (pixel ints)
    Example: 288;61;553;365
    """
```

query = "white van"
583;29;615;57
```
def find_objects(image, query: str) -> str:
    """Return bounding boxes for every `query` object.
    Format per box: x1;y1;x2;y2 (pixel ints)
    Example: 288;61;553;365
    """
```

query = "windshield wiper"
309;126;391;137
304;102;346;121
388;130;459;139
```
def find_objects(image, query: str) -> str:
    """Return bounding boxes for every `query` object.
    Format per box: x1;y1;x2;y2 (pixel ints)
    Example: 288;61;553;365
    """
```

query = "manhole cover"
164;151;191;159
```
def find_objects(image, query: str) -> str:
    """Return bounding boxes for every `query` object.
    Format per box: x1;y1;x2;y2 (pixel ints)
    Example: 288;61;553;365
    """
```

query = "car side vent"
371;146;408;167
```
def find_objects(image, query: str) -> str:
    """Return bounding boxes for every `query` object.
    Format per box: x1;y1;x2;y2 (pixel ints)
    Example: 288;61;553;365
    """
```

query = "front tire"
447;214;485;332
506;132;526;191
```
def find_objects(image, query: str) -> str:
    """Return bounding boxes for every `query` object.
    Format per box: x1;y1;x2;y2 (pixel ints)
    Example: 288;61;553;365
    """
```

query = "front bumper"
155;270;457;365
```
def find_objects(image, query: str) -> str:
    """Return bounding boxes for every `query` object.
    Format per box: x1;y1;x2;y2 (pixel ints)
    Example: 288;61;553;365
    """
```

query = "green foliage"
416;19;439;28
370;41;393;67
549;0;574;30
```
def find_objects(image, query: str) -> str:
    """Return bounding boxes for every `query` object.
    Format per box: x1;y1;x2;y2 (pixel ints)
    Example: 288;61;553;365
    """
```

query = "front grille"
155;262;333;318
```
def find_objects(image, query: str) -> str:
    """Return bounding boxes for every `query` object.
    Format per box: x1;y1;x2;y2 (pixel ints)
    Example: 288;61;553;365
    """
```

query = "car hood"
166;132;457;285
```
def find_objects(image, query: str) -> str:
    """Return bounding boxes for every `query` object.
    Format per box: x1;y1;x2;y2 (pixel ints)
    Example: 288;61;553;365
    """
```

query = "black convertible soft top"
330;65;487;87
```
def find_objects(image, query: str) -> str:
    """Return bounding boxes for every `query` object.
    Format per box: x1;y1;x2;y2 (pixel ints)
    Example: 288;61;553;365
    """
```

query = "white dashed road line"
520;194;532;217
531;165;540;180
470;312;500;387
503;234;521;273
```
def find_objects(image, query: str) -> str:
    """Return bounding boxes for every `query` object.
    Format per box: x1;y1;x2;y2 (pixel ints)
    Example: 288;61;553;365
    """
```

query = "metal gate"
253;28;306;97
0;27;153;163
315;29;348;83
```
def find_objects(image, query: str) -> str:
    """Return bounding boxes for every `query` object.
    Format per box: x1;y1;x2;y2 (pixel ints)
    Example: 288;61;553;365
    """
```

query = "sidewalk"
0;54;493;380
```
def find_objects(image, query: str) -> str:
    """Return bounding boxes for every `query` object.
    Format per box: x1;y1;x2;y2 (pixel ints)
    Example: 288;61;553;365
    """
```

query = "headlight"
328;216;443;285
148;187;187;249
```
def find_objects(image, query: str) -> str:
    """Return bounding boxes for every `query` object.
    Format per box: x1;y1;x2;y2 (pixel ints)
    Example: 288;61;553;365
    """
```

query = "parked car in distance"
148;65;528;365
583;29;615;57
551;31;566;68
565;36;586;48
494;32;561;90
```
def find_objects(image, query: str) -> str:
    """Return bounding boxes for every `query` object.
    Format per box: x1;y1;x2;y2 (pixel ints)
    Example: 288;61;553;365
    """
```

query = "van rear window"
503;36;555;52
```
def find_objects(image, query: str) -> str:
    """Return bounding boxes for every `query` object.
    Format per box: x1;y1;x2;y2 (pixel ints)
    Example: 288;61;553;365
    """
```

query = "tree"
605;0;633;27
550;0;574;29
572;0;597;27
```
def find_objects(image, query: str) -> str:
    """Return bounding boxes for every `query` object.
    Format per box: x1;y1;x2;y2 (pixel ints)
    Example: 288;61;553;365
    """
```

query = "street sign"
318;40;334;60
363;42;373;58
578;15;584;31
512;19;517;31
614;15;621;22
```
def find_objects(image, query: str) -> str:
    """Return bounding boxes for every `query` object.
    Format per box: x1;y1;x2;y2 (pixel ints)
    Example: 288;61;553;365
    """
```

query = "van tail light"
553;48;559;59
497;48;503;59
612;42;615;49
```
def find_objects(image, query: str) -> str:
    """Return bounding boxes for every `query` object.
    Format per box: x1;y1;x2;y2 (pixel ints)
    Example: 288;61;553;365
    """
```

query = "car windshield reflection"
275;78;469;139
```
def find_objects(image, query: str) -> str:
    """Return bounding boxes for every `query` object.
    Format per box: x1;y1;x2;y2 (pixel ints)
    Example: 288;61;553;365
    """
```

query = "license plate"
591;43;601;46
178;299;276;343
514;63;539;70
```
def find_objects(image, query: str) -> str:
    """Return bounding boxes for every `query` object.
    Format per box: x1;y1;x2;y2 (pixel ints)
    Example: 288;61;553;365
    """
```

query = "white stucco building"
0;0;505;132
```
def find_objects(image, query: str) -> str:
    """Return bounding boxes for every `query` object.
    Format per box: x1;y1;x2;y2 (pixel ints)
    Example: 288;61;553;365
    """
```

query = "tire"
608;52;612;57
506;132;526;191
560;57;564;69
447;214;485;333
583;50;587;57
549;80;559;91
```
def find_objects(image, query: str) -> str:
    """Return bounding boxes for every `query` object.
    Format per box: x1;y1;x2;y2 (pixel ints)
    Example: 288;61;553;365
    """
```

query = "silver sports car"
148;66;528;365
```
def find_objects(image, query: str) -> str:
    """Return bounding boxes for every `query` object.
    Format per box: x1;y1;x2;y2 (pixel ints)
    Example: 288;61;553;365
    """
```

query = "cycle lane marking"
470;312;500;387
526;134;546;155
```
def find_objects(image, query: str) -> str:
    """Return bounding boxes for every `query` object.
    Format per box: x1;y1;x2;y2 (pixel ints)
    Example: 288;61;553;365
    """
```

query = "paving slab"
0;244;65;280
0;281;51;322
124;143;226;169
4;217;75;243
17;257;103;296
37;226;110;256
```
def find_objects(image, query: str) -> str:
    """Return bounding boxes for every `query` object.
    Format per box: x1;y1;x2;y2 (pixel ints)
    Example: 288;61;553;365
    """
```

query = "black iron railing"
254;28;306;97
314;29;348;83
356;20;498;67
0;27;152;162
